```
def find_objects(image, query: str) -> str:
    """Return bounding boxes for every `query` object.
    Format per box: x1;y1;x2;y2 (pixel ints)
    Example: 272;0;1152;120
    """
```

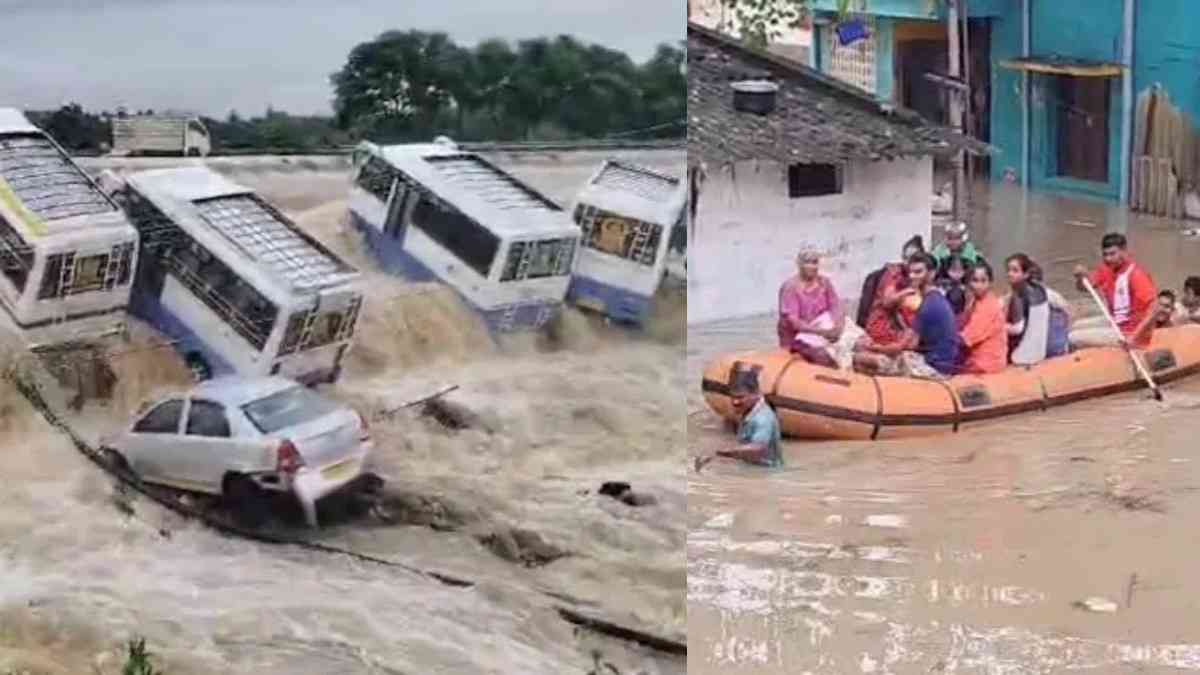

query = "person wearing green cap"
932;221;985;269
694;365;783;472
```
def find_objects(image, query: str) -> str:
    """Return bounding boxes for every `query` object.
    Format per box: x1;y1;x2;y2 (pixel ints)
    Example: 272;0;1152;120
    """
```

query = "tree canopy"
25;31;683;154
330;30;685;143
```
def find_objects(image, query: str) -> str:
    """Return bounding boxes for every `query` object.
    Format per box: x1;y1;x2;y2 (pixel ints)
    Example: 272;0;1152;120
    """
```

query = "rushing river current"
1;150;686;674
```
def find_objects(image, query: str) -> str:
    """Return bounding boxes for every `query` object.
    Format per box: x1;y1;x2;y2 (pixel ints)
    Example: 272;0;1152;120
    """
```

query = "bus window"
279;306;355;355
410;197;499;278
0;214;33;292
356;156;396;203
74;254;108;292
168;239;278;350
573;204;661;267
500;238;576;282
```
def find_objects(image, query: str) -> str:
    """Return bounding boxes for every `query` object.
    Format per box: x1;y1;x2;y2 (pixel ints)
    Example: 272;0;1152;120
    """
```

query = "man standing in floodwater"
1071;232;1159;349
694;367;782;472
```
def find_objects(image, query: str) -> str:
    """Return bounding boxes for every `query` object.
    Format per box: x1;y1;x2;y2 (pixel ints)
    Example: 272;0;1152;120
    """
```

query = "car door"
181;398;238;492
123;398;186;481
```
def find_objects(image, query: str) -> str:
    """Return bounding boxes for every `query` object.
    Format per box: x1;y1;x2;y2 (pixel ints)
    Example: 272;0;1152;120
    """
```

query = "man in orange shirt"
1071;232;1158;349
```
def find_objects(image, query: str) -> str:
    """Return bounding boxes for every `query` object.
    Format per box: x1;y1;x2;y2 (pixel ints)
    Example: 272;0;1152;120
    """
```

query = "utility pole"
946;0;967;222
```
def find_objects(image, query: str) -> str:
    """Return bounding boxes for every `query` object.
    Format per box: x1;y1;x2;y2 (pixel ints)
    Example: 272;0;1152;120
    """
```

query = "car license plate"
321;458;358;482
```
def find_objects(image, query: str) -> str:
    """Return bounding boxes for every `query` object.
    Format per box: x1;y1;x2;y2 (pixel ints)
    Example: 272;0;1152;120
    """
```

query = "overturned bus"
568;160;687;325
104;166;364;384
0;108;138;349
347;140;580;333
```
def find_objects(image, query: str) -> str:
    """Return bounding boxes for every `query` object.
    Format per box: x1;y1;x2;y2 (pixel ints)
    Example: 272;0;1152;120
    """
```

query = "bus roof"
0;109;122;234
0;108;40;134
575;160;687;228
374;143;579;240
125;167;360;296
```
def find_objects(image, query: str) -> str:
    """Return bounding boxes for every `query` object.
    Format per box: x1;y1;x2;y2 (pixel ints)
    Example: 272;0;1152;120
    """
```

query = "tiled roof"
687;22;990;167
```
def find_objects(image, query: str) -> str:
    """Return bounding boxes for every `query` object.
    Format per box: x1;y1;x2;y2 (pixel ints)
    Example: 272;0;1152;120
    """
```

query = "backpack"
856;266;886;328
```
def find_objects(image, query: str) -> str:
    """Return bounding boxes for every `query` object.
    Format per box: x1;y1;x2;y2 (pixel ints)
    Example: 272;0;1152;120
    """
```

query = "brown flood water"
688;182;1200;673
1;152;686;675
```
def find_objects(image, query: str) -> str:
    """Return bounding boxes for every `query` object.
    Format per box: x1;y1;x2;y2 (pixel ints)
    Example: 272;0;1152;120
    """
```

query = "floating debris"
1073;596;1119;613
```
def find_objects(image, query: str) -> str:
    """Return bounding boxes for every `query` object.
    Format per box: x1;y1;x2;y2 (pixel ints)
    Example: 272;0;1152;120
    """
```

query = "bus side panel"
348;210;439;282
147;276;259;376
274;341;347;384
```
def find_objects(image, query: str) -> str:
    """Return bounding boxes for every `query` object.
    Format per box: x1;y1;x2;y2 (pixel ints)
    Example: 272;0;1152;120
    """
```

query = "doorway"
1055;76;1111;183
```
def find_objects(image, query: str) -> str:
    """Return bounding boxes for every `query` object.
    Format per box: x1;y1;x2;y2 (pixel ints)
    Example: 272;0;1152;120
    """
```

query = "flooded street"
688;182;1200;673
1;150;685;674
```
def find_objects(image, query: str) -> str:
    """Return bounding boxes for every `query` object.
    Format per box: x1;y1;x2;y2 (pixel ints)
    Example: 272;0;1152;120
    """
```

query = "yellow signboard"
594;216;632;255
0;176;48;238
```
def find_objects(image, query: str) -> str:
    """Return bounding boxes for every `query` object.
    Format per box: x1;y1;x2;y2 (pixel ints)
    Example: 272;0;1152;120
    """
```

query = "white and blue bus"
346;140;579;333
567;160;687;325
0;108;138;349
106;167;364;384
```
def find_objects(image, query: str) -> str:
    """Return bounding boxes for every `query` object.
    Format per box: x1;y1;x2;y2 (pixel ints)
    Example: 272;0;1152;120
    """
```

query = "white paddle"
1081;277;1164;402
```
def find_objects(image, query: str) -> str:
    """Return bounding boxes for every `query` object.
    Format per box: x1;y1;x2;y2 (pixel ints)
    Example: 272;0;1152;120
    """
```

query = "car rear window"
241;386;340;434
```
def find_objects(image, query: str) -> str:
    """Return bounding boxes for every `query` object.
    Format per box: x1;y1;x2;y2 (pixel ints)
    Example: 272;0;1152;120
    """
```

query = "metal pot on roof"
731;80;779;115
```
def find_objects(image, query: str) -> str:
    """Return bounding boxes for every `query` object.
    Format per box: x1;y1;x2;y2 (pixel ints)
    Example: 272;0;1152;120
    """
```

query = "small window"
38;254;64;299
355;156;396;203
787;163;843;198
499;238;577;282
133;399;185;434
73;253;109;292
0;214;33;292
186;399;231;438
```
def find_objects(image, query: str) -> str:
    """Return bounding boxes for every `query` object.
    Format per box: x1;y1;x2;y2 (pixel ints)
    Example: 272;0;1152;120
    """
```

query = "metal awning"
998;56;1124;77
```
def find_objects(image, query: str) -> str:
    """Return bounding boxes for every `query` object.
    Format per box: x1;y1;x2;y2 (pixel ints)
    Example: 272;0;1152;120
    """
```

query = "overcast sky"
0;0;683;117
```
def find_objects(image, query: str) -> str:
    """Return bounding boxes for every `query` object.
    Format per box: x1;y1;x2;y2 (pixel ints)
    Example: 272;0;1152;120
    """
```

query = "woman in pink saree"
777;250;845;369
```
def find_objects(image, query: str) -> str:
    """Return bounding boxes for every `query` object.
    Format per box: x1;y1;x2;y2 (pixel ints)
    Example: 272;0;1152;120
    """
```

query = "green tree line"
26;31;683;153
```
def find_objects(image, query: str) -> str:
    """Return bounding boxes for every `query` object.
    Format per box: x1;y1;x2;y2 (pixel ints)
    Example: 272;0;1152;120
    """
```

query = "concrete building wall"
687;156;932;325
989;0;1126;200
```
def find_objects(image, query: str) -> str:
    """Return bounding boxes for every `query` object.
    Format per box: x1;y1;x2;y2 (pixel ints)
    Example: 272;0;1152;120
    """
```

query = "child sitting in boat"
936;254;969;317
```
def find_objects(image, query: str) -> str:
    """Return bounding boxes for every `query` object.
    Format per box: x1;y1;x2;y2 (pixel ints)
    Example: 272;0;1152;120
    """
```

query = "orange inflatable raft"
701;324;1200;440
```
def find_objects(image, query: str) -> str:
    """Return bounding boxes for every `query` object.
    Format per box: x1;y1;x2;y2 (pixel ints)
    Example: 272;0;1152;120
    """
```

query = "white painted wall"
686;156;932;325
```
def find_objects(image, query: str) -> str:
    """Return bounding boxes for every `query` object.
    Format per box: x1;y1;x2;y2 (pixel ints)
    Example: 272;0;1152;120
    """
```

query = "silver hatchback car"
101;376;377;527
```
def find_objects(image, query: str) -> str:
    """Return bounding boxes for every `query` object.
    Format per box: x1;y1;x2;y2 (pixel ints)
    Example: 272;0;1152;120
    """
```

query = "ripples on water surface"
688;185;1200;673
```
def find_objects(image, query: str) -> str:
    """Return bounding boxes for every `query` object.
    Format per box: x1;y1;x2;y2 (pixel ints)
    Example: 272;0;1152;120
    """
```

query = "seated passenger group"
778;225;1197;380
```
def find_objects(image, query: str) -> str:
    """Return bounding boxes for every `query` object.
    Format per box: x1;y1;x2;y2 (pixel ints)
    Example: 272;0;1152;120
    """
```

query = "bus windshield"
499;237;576;282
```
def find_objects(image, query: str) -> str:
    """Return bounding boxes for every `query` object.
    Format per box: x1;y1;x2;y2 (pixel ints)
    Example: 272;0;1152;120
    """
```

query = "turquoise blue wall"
988;0;1125;200
988;8;1024;183
1132;0;1200;125
810;0;1008;18
810;12;896;100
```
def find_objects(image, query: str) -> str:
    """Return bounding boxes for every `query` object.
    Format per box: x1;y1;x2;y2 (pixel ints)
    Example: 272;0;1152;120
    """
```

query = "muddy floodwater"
688;183;1200;673
1;150;685;674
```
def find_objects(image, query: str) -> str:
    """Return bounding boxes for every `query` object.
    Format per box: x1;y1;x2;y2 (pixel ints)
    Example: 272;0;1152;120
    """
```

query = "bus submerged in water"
0;108;138;349
347;139;580;333
568;160;687;325
103;166;364;384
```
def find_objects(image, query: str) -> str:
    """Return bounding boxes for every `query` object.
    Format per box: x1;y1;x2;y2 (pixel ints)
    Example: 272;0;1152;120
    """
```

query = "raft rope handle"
868;376;884;440
6;371;686;657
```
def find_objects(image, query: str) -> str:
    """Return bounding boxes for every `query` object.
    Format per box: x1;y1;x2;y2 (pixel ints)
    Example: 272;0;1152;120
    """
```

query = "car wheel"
99;447;131;476
223;474;268;529
185;352;212;382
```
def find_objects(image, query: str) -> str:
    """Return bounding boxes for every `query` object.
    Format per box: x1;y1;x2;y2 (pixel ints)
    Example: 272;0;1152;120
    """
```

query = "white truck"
111;116;212;157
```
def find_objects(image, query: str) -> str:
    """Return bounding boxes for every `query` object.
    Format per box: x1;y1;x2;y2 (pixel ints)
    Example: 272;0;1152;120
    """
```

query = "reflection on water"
689;183;1200;673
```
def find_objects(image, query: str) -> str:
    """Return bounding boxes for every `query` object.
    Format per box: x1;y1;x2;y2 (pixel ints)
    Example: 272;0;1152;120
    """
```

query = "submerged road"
688;182;1200;673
